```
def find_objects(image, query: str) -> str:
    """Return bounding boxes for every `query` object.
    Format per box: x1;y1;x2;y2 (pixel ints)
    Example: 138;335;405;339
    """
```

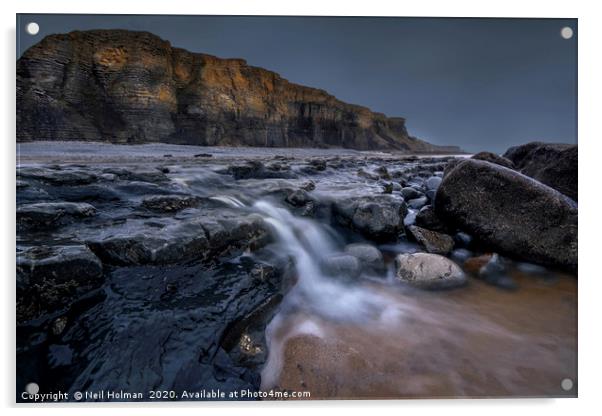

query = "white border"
2;1;601;415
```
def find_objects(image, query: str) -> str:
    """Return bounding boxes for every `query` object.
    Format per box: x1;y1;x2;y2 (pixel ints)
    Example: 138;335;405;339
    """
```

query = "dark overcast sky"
17;14;577;153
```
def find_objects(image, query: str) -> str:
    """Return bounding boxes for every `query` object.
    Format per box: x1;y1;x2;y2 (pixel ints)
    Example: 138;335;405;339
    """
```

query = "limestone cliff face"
17;30;450;151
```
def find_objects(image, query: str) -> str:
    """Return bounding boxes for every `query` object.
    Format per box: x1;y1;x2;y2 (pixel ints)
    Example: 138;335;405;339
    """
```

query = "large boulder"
503;142;577;201
435;159;577;271
395;253;467;290
471;151;515;169
332;196;407;241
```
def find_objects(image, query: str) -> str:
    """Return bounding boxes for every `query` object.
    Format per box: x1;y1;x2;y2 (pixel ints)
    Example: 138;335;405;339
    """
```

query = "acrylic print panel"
16;14;577;402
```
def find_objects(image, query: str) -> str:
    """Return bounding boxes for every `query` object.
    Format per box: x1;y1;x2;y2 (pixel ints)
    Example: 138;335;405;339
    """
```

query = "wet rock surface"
395;253;467;290
435;159;577;271
332;196;407;241
17;245;104;323
406;225;454;255
503;142;577;201
17;202;96;230
141;195;201;212
471;151;515;169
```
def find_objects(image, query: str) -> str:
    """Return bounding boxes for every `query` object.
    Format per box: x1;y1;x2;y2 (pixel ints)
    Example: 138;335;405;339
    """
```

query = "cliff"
17;29;452;152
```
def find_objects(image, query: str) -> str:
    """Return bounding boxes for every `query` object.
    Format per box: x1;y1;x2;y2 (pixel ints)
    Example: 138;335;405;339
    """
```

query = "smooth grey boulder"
407;196;428;209
344;243;385;274
425;176;442;190
332;196;407;241
400;187;423;200
321;254;361;279
435;159;577;271
395;253;467;290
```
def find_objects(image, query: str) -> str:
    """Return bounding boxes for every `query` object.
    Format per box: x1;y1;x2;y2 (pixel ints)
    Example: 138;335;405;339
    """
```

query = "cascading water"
252;199;392;321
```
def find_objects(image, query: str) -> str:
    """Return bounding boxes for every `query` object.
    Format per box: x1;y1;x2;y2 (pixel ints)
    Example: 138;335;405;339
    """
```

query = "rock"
464;253;517;290
450;248;473;264
375;166;391;180
102;168;168;183
141;195;201;212
285;189;313;207
88;214;268;266
227;161;295;180
309;159;327;171
18;167;97;185
357;169;379;180
227;161;263;180
344;243;385;274
332;196;407;241
403;209;417;227
425;176;442;190
503;142;577;201
321;254;361;279
17;245;104;322
51;316;69;336
435;159;577;271
395;253;467;290
194;153;213;158
478;254;518;290
43;184;121;203
17;29;452;152
382;182;394;194
17;202;96;229
463;254;493;275
415;205;450;233
407;196;428;209
250;263;277;282
300;181;316;192
442;158;463;177
406;225;454;255
401;187;423;200
471;151;515;169
453;232;473;248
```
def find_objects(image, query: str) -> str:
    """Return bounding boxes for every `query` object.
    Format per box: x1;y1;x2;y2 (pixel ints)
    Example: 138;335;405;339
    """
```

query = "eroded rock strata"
17;30;458;152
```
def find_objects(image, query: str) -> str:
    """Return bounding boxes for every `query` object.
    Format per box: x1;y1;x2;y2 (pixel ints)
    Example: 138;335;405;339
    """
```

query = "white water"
253;199;394;321
209;194;399;321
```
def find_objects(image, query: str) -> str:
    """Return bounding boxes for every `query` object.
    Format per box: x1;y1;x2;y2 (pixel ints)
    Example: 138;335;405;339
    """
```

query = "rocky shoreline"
16;141;577;400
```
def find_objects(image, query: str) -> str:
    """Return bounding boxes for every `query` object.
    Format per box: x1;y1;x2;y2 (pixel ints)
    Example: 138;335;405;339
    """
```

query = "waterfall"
253;199;390;322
